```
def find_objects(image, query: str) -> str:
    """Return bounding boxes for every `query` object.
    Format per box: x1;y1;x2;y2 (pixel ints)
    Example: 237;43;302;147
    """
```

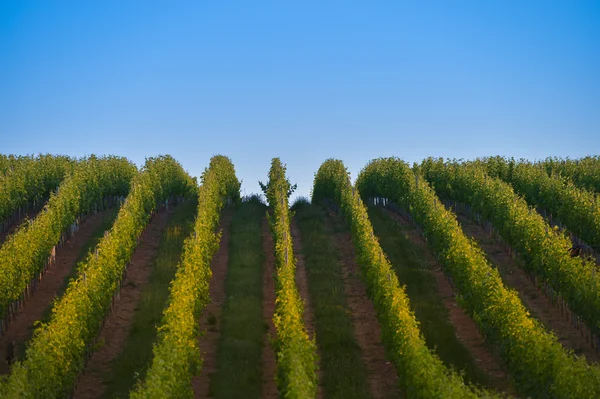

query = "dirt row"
74;208;175;398
0;209;112;375
192;212;232;398
327;214;399;399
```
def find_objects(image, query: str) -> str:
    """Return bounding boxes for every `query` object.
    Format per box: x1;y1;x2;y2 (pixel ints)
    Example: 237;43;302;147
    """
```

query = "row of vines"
132;155;240;398
264;158;318;398
476;156;600;253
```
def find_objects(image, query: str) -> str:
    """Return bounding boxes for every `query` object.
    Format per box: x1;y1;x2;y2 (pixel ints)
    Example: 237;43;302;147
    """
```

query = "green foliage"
259;171;297;201
0;154;17;175
131;155;240;398
421;158;600;338
290;196;311;211
357;157;600;398
242;193;267;205
540;156;600;193
475;156;600;251
266;158;318;399
0;155;136;319
0;154;74;226
0;155;194;398
313;159;491;399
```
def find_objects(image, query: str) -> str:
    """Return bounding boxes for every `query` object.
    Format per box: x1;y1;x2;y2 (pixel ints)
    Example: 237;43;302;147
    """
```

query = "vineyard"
1;154;600;399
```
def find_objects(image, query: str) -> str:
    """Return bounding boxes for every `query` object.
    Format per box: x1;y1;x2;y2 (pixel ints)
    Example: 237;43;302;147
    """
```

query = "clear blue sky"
1;1;599;199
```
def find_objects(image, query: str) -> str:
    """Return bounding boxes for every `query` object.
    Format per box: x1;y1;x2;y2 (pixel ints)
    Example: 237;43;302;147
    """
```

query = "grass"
209;200;267;399
367;205;499;390
103;200;197;398
294;203;372;399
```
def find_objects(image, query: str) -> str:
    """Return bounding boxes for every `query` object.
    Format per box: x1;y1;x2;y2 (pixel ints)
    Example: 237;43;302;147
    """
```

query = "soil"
328;213;400;399
455;211;600;364
73;207;175;398
261;218;278;399
0;209;112;375
192;211;232;398
383;209;511;386
290;219;323;399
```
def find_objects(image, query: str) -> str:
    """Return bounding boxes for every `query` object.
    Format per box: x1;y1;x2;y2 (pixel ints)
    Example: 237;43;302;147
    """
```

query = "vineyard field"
1;153;599;399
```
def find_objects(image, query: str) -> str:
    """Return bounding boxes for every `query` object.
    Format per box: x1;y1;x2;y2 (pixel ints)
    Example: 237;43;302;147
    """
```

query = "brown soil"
383;209;511;387
328;214;400;399
261;218;278;399
193;211;232;398
73;207;174;398
455;211;600;364
290;219;323;399
0;210;112;375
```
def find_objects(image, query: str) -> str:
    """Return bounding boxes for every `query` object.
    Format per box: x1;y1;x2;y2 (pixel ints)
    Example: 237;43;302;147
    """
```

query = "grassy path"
207;200;268;398
293;203;372;399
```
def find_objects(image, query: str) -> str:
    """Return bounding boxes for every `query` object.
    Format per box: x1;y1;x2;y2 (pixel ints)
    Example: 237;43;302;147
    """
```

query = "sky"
1;1;599;199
